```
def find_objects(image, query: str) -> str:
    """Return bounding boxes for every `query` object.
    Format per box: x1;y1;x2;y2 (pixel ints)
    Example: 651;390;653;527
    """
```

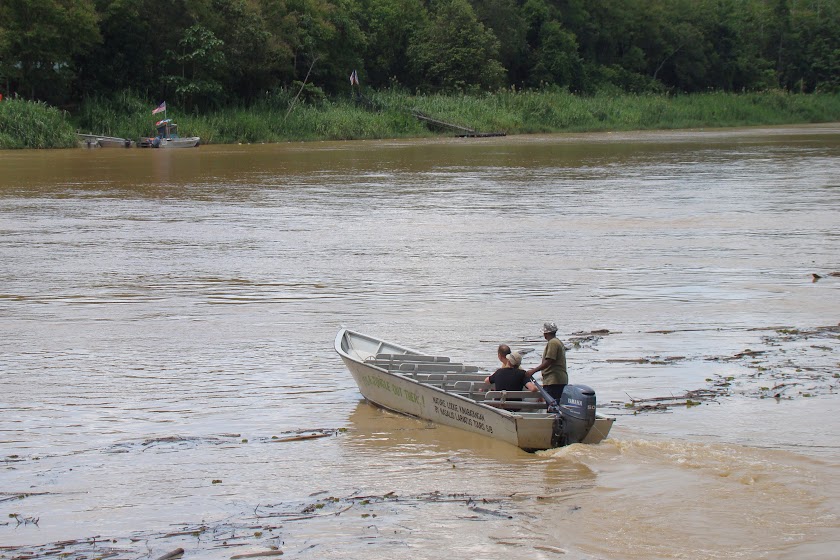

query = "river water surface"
1;125;839;559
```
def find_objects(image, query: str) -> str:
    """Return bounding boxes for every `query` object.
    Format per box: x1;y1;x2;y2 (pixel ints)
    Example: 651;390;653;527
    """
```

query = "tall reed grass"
0;98;78;149
7;89;840;149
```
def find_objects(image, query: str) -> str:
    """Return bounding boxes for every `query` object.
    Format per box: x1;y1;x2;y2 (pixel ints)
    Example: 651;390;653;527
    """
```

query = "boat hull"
97;138;134;148
157;137;200;148
336;329;614;451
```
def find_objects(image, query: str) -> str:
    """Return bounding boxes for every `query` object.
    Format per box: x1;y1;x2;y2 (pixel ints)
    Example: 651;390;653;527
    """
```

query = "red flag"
152;101;166;115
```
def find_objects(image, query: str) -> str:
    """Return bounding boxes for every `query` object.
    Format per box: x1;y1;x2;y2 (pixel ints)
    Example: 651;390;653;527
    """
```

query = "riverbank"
2;90;840;149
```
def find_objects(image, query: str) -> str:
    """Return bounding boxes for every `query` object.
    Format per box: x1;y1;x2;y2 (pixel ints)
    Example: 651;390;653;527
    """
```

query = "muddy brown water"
1;125;839;559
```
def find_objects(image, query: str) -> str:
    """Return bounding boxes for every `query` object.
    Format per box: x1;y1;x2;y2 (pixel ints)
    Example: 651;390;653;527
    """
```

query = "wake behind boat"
336;329;615;451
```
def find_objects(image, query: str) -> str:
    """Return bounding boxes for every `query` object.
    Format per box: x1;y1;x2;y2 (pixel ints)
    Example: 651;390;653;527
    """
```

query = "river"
1;125;839;559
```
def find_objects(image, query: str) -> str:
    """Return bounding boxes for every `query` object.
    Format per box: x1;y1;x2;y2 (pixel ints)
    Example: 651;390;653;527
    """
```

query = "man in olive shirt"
525;322;568;401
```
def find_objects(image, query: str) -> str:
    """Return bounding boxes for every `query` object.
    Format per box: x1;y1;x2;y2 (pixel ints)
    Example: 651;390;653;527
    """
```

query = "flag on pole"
350;70;359;86
152;101;166;115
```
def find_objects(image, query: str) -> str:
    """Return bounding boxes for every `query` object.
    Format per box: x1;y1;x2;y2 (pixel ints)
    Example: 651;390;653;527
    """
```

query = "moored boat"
76;133;133;148
335;328;615;451
96;137;134;148
139;119;200;148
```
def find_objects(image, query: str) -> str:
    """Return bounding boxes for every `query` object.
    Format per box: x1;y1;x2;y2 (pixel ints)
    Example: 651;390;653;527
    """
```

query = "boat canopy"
155;120;179;139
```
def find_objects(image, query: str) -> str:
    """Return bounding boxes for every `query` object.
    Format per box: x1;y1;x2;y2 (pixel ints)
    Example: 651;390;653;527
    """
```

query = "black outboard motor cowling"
558;384;597;445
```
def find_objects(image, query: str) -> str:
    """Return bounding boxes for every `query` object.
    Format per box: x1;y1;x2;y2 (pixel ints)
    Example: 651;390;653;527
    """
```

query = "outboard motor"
557;384;597;445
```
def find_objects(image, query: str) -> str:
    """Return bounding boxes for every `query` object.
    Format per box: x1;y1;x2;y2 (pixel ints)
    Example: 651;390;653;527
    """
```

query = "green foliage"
358;0;427;88
0;0;100;103
2;0;840;118
408;0;505;92
75;90;153;139
164;24;227;110
0;98;77;149
0;87;829;151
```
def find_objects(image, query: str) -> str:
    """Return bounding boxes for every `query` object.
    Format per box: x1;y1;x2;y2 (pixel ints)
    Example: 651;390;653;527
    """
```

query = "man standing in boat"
526;322;568;400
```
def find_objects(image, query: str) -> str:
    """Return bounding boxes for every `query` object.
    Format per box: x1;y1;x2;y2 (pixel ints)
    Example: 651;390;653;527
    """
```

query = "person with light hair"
484;345;538;393
525;322;568;400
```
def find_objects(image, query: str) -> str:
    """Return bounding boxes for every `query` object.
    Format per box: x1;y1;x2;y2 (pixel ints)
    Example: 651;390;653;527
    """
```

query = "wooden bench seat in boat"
483;400;548;411
485;390;539;400
395;362;479;374
483;390;547;411
423;379;490;397
374;353;451;363
407;372;487;382
364;357;476;372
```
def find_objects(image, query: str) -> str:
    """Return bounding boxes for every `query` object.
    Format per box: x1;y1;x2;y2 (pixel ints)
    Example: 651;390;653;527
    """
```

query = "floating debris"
230;550;283;559
155;548;185;560
621;389;723;412
610;323;840;412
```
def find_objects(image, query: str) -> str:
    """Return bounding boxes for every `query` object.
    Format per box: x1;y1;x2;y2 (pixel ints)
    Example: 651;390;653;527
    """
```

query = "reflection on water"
1;125;839;558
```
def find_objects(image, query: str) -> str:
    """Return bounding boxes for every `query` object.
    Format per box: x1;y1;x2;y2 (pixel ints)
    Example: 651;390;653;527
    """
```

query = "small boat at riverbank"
139;119;200;148
76;134;134;148
336;329;615;451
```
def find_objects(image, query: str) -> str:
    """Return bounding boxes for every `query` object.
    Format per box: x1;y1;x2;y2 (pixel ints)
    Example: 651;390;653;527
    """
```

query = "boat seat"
424;380;488;397
364;359;468;371
449;380;475;391
484;390;545;411
483;401;548;411
397;362;478;374
485;391;539;401
450;381;491;398
375;353;451;363
411;372;487;382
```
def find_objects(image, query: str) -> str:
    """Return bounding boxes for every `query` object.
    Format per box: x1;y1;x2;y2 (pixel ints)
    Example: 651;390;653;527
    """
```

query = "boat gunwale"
336;328;526;419
336;328;616;448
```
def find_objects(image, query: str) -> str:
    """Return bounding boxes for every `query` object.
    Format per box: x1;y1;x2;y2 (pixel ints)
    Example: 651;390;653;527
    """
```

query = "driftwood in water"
623;388;722;412
230;551;284;559
155;548;185;560
269;433;332;443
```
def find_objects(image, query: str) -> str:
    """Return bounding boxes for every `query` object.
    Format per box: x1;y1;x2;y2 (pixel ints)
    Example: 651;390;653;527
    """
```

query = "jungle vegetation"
1;1;839;148
1;0;839;109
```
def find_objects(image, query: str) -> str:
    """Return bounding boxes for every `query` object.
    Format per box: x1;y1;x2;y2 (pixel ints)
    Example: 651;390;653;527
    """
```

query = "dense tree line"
1;0;838;109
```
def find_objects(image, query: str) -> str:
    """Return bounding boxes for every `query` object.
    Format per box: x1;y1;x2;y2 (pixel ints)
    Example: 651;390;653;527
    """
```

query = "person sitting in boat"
484;345;538;393
525;322;568;401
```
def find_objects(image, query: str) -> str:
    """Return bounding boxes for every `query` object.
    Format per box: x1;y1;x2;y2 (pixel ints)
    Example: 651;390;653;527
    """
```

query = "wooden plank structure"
412;111;506;138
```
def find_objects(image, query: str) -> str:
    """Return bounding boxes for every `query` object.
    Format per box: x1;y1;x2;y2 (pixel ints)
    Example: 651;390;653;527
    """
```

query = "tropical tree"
0;0;100;103
408;0;505;92
163;24;227;110
357;0;428;89
470;0;527;86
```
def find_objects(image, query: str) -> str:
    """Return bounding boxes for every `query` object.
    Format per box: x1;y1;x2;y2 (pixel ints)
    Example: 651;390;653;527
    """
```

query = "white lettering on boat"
361;374;424;407
432;396;493;434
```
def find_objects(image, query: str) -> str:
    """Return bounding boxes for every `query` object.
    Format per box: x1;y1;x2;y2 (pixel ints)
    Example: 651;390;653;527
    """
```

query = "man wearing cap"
526;322;568;400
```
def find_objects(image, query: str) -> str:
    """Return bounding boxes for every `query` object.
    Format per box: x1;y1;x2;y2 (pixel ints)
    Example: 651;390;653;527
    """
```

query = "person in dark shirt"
484;346;538;393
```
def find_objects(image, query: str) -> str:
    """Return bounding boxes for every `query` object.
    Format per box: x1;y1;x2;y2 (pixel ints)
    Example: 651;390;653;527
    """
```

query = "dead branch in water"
269;433;332;443
230;551;284;559
259;503;353;521
621;388;723;412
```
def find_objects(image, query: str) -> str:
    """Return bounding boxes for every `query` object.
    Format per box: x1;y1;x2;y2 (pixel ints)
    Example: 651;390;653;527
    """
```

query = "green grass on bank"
2;90;840;149
0;98;78;149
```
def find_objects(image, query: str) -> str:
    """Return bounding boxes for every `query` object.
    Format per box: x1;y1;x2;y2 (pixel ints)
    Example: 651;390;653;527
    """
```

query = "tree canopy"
1;0;838;107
